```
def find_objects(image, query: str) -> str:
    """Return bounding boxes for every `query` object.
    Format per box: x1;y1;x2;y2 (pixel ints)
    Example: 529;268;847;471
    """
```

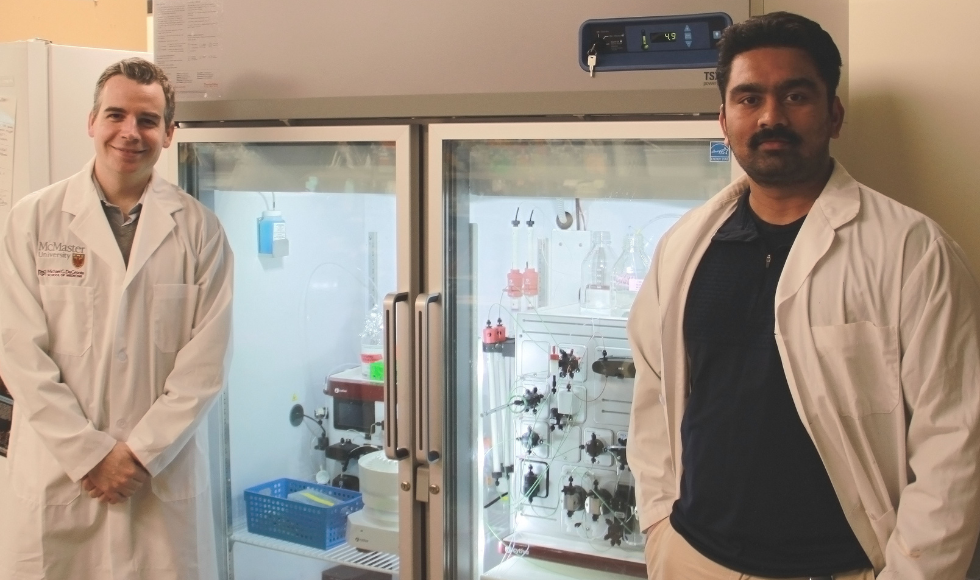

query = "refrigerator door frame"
167;124;422;580
424;119;742;580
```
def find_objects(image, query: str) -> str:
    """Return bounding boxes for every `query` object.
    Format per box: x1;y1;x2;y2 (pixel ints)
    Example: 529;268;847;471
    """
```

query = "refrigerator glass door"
426;121;739;580
170;126;418;580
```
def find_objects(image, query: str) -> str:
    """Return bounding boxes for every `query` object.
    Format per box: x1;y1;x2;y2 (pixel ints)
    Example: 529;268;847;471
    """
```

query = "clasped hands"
81;441;149;504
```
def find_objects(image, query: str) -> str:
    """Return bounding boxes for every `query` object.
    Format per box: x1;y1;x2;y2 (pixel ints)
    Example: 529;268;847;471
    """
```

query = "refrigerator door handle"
384;291;411;460
414;293;441;463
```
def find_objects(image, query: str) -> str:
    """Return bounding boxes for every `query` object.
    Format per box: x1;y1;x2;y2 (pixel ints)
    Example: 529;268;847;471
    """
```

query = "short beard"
737;144;832;187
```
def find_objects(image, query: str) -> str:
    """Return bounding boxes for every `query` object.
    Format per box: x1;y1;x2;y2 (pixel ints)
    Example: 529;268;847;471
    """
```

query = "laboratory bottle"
611;231;651;316
360;303;385;380
506;211;524;311
580;231;614;315
523;213;538;310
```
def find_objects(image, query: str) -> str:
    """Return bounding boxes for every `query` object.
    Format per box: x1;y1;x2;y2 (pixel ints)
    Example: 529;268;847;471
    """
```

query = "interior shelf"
482;555;642;580
230;527;399;575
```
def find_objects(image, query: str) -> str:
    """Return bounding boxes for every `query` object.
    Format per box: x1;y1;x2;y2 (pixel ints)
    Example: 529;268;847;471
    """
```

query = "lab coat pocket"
152;284;199;353
8;425;80;505
810;321;900;417
868;507;897;562
150;435;209;502
38;285;93;357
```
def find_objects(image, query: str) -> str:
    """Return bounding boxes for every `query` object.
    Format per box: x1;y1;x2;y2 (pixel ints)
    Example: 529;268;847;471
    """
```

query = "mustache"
749;127;802;149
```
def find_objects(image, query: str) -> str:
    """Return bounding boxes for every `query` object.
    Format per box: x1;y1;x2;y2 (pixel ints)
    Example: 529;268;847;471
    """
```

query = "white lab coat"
0;159;233;580
627;161;980;579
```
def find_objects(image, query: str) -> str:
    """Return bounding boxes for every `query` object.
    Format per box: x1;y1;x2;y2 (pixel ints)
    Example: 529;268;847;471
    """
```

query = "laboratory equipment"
426;121;742;580
173;126;407;580
506;210;525;310
360;232;384;378
611;231;651;316
257;209;289;257
580;231;615;315
359;306;385;379
346;451;400;554
523;212;540;310
289;403;329;453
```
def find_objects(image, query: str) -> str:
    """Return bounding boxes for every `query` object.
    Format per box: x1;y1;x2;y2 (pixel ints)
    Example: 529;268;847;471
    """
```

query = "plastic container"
257;210;288;257
244;478;363;549
359;304;385;379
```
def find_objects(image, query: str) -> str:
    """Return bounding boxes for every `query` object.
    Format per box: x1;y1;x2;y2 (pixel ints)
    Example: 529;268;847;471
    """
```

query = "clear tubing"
511;224;523;270
495;352;508;476
486;350;502;478
500;353;514;474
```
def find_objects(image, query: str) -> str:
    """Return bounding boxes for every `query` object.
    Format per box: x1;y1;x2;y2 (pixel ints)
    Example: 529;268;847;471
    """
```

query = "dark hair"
92;58;176;127
716;12;842;105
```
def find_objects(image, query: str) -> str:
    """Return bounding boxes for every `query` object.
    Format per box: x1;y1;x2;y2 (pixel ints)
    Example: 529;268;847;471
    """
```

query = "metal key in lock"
587;43;598;77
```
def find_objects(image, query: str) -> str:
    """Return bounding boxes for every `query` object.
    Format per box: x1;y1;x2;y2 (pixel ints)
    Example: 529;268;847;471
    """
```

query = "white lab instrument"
346;451;400;554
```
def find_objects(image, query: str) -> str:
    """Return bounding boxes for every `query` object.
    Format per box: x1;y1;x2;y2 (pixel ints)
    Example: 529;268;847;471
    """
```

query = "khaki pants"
643;518;876;580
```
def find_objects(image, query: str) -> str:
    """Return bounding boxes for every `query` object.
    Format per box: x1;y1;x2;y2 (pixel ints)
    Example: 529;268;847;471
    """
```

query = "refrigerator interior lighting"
429;121;740;580
171;126;410;580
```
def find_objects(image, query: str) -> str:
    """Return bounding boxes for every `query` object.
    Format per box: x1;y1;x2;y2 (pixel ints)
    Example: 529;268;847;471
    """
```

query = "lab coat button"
117;351;128;363
116;419;127;428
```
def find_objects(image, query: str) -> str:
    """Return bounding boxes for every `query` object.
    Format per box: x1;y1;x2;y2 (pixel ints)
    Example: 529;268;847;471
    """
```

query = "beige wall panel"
0;0;146;51
836;0;980;273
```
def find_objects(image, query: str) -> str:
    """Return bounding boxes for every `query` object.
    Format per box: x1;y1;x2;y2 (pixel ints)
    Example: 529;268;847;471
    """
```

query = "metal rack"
230;527;399;576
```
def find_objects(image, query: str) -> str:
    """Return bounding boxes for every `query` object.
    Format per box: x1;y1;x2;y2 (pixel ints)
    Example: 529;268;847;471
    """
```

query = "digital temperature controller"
579;12;732;72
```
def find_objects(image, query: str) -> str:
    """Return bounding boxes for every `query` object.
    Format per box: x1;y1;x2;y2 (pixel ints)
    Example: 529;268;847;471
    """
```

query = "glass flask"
611;231;651;316
580;231;614;315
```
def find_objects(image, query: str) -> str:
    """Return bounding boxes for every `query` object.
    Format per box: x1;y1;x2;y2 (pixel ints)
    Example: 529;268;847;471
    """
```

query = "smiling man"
0;59;233;580
627;12;980;580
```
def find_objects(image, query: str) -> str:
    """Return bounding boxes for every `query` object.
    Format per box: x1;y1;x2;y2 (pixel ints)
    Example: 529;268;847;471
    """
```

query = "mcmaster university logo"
72;253;85;269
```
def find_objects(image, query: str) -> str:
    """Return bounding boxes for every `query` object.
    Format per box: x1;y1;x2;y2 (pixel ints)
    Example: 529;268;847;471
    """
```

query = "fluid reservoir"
257;210;289;257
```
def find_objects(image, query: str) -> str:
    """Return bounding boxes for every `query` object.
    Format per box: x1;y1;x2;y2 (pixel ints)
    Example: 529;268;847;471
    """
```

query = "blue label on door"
709;141;730;162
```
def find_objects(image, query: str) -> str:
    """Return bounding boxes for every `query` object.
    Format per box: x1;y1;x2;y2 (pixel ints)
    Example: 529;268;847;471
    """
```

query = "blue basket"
244;478;363;550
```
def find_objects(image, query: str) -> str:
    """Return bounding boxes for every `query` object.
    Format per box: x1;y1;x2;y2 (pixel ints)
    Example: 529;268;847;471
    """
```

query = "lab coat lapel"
775;161;861;308
123;171;181;290
659;180;743;478
64;161;127;277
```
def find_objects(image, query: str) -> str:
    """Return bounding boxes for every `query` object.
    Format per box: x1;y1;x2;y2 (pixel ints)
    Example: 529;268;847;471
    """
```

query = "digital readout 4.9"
649;31;677;43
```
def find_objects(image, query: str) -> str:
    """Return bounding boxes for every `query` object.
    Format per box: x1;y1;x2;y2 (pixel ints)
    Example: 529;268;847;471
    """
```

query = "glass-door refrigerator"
169;125;421;580
422;120;740;580
170;119;739;580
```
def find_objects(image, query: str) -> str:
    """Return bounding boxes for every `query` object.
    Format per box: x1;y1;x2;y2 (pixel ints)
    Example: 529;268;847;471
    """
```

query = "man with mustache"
0;59;232;580
627;11;980;580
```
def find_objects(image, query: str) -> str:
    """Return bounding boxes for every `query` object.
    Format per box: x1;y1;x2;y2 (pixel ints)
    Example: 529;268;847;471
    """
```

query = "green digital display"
649;31;678;43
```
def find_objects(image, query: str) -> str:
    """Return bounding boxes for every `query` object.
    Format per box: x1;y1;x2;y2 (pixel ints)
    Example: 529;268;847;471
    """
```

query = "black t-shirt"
670;193;871;577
